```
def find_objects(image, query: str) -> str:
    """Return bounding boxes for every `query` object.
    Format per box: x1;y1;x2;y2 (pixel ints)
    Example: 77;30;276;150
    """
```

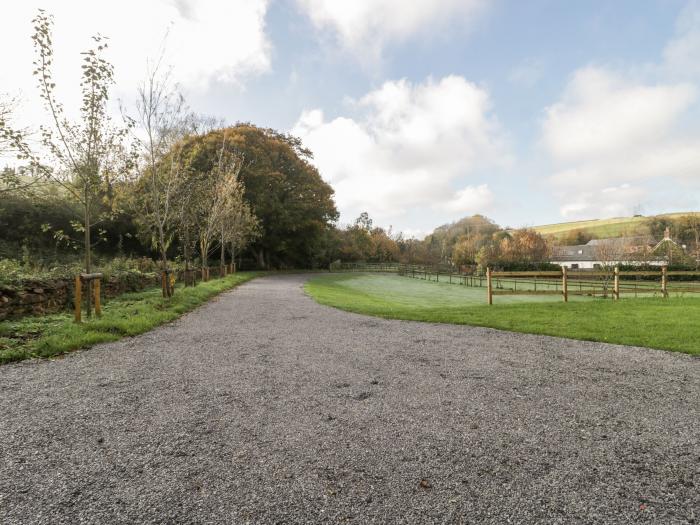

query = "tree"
182;134;247;273
126;60;187;296
0;11;129;320
510;229;549;262
212;143;260;270
594;238;627;268
176;125;338;268
370;227;400;262
219;176;260;270
2;11;128;279
680;214;700;267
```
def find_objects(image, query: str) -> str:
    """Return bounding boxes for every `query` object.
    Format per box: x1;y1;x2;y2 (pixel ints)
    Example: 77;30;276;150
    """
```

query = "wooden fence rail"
487;266;700;304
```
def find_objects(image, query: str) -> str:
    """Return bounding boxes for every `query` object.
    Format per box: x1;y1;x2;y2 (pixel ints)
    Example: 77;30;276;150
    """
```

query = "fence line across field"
486;266;700;304
328;260;700;304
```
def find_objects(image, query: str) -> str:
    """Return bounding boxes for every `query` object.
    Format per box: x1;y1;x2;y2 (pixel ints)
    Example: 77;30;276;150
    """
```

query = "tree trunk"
158;223;171;297
84;199;92;318
256;247;265;269
200;237;209;280
220;228;225;271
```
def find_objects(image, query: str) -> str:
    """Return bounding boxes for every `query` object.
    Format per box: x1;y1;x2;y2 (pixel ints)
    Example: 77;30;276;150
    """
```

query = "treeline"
0;11;338;285
330;213;552;270
0;124;338;271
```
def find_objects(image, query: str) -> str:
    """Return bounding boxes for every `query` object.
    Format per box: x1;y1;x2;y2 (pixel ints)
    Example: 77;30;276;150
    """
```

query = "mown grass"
305;273;700;355
0;272;260;365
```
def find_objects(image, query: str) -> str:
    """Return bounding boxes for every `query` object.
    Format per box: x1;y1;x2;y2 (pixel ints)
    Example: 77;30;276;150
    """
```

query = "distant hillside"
532;212;698;240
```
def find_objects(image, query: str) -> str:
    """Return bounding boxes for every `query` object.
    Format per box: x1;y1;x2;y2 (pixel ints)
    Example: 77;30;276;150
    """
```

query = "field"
305;273;700;354
531;211;696;239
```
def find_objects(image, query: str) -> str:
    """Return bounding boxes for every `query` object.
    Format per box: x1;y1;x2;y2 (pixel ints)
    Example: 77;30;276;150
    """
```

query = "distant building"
550;233;674;269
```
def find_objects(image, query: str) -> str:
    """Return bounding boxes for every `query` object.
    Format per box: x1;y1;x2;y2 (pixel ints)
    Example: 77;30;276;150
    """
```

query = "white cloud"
442;184;494;214
559;184;648;219
542;66;700;219
292;76;507;226
0;0;271;127
543;67;695;163
295;0;486;61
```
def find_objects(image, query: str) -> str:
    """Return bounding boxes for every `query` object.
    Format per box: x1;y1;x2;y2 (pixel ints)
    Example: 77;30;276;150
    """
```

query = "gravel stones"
0;274;698;523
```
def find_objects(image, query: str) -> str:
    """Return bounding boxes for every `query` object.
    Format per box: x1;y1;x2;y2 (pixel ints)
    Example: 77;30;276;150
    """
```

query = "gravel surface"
1;273;698;524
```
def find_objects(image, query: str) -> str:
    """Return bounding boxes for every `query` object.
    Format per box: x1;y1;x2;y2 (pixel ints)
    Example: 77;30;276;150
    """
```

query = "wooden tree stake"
74;276;82;323
94;278;101;317
562;266;568;302
487;267;493;305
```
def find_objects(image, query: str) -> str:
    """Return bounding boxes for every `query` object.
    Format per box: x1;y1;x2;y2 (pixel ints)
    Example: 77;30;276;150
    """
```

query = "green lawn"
305;273;700;355
0;271;260;364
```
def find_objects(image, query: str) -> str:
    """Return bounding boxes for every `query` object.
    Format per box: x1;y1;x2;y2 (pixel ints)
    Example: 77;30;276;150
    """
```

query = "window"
571;264;579;269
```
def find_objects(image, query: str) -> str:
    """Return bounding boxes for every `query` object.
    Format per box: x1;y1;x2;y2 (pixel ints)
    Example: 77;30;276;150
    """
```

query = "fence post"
74;276;82;323
662;266;668;298
487;267;493;305
614;266;620;301
562;266;568;302
94;277;101;317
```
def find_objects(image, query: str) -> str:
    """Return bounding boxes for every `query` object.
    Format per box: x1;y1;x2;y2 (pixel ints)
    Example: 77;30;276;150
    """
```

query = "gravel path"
1;274;698;524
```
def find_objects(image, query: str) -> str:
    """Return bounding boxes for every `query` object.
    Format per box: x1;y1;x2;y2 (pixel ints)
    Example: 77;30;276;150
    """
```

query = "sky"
2;0;700;237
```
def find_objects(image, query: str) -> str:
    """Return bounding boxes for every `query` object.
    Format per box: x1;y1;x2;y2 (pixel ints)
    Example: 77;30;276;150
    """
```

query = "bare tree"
126;59;187;296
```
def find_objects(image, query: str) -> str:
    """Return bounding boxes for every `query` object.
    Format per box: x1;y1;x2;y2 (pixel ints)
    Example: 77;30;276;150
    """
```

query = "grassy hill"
532;212;696;240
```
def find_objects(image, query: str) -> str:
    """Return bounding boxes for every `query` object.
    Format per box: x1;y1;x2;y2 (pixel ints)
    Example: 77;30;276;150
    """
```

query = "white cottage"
550;236;667;269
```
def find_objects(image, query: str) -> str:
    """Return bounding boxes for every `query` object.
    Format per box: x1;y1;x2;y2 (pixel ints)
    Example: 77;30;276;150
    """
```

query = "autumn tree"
219;184;260;271
174;125;338;268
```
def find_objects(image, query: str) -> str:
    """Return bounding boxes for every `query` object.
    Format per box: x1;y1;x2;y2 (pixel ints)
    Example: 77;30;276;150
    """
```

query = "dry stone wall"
0;273;159;321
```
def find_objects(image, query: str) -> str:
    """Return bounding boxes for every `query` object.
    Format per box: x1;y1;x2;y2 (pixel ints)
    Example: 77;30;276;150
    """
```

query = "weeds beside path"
0;271;260;364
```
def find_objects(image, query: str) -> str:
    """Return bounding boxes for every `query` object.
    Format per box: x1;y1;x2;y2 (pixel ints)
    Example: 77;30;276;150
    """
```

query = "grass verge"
305;273;700;355
0;271;260;365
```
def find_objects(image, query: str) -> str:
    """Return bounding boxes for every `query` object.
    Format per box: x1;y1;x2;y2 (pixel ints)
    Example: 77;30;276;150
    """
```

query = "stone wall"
0;273;159;321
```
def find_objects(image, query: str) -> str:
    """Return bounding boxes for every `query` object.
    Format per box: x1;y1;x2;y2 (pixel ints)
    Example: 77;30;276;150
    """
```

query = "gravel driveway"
1;274;698;524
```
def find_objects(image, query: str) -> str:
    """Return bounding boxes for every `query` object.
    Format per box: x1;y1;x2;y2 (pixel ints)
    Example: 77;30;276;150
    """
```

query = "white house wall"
552;260;666;269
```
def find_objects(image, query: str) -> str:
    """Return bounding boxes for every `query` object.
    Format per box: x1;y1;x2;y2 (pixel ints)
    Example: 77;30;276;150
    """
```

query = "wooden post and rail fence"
73;262;239;323
327;260;698;305
485;265;691;304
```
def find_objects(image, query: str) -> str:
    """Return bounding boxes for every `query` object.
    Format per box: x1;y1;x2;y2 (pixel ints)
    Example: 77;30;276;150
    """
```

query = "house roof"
551;244;597;262
550;236;668;263
585;235;654;247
